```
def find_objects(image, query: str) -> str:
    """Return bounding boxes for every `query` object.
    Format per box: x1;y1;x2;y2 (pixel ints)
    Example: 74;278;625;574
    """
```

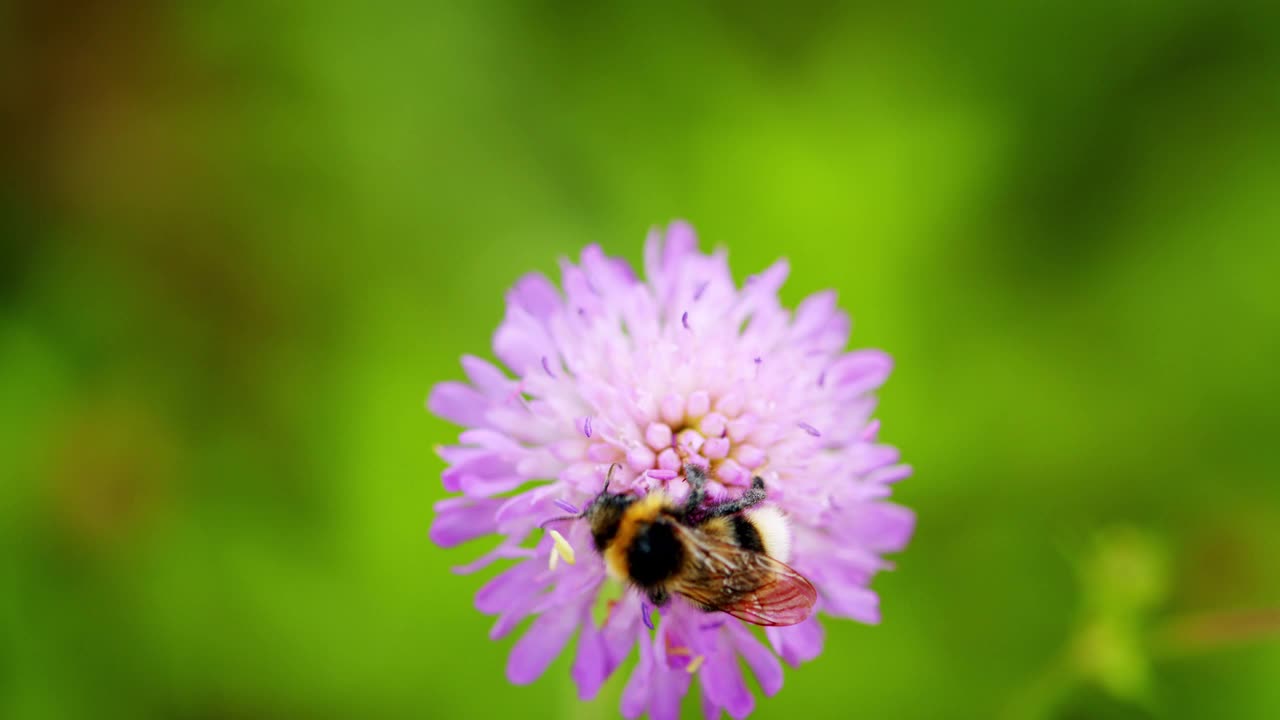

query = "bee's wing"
667;522;817;627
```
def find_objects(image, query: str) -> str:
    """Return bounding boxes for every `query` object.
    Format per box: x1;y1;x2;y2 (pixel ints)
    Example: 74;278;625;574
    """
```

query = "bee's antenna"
602;462;621;493
538;514;579;529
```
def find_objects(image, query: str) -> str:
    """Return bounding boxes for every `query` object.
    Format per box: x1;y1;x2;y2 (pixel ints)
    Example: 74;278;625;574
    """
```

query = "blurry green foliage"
2;1;1279;718
1074;528;1169;704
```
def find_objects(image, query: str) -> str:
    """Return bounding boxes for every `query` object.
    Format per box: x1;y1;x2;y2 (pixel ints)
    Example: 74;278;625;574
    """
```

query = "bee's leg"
702;476;767;519
682;463;708;517
646;587;670;607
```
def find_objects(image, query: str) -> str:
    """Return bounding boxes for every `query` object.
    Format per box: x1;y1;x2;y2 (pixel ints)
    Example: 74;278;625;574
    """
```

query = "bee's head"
576;463;635;548
539;463;637;550
581;486;635;551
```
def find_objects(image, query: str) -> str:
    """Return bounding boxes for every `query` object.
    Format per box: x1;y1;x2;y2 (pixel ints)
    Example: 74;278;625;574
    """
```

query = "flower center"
614;389;769;490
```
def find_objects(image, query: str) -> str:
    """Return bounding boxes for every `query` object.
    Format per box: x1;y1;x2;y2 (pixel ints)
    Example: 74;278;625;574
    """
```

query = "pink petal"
572;621;609;700
766;615;825;668
791;290;838;339
492;307;552;375
846;502;916;553
697;634;753;719
506;601;586;685
868;464;913;484
727;621;783;697
642;227;663;290
429;497;502;547
441;452;518;495
821;585;881;623
459;473;525;497
508;272;561;320
847;443;901;474
700;692;722;720
460;355;514;397
451;544;534;575
493;483;560;527
620;628;655;718
580;244;637;295
559;260;598;313
828;349;893;395
427;381;489;427
475;560;542;614
651;639;692;720
662;221;698;276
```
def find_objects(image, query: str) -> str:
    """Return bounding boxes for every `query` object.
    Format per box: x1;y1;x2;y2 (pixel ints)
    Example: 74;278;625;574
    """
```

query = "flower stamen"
548;529;576;569
686;655;705;674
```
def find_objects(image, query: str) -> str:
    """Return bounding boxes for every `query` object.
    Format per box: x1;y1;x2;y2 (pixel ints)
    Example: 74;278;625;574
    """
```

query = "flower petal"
766;615;825;668
700;692;722;720
506;600;586;685
572;620;611;700
508;272;562;320
791;290;838;339
451;544;535;574
846;502;916;553
662;221;698;276
621;626;655;719
822;585;881;623
427;381;489;427
492;305;553;375
475;560;542;614
652;631;693;720
697;633;753;719
828;349;893;395
727;621;784;697
441;452;519;495
429;497;503;547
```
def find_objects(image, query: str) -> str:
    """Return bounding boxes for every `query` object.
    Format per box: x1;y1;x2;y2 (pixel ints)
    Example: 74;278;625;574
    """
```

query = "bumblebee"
555;463;816;626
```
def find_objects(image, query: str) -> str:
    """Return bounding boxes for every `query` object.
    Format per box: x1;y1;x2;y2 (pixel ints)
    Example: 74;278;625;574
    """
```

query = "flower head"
429;222;913;719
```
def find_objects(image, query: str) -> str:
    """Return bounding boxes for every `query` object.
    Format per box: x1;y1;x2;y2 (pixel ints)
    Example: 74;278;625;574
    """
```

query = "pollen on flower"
686;655;706;674
548;529;576;569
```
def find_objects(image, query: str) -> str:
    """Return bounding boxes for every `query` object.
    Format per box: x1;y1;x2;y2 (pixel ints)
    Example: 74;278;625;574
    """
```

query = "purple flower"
429;222;914;718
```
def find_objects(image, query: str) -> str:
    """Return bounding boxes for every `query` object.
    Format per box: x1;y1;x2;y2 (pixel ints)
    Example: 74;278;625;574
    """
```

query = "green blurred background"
3;1;1279;718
